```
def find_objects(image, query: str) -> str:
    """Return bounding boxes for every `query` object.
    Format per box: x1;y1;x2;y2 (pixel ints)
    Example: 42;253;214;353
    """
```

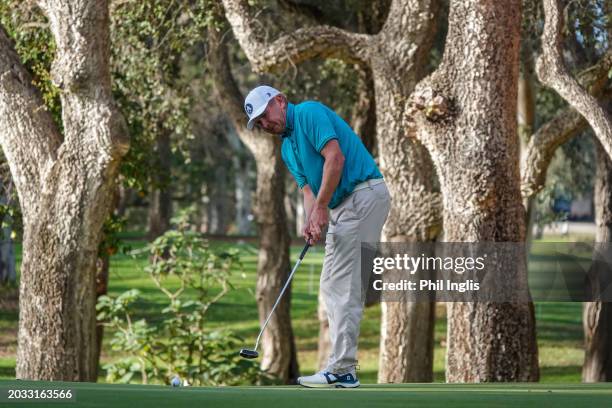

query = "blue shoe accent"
321;371;359;388
323;372;335;384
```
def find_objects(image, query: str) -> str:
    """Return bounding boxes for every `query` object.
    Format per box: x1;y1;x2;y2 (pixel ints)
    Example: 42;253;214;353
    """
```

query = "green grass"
0;358;15;380
0;381;611;408
0;236;591;384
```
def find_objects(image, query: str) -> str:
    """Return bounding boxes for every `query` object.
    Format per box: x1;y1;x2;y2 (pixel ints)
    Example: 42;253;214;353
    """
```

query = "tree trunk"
94;254;110;380
582;138;612;382
373;0;441;383
409;0;539;381
380;302;435;382
284;178;297;238
116;185;130;218
253;151;297;381
518;57;537;248
583;16;612;381
233;153;253;235
0;181;16;285
350;65;377;156
378;239;436;383
93;185;120;379
0;226;15;285
0;0;129;381
208;164;233;234
147;129;172;240
207;18;298;383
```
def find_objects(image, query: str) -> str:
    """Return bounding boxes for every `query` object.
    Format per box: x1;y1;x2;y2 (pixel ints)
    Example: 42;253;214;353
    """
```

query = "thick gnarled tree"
532;0;612;381
0;0;128;380
221;0;441;383
583;136;612;382
408;0;539;381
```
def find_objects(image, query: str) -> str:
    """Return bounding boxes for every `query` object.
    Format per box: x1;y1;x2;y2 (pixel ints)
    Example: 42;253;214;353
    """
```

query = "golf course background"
0;233;592;384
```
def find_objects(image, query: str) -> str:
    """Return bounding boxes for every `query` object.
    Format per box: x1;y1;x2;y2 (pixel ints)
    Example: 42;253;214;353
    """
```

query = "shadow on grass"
357;370;378;384
534;303;583;344
431;365;582;383
0;309;18;325
540;365;582;382
0;364;15;379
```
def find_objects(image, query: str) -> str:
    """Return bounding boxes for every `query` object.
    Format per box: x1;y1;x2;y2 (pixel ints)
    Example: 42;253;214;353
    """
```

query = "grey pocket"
373;184;390;201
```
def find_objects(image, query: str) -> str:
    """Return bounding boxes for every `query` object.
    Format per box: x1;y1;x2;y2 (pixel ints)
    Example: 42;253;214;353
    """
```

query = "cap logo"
266;92;271;97
245;103;253;115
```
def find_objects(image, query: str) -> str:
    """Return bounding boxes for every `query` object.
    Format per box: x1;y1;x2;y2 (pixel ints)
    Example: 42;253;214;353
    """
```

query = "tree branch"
536;0;612;159
521;107;587;198
523;47;612;200
0;24;61;204
206;30;242;124
206;18;273;156
221;0;371;73
37;0;129;158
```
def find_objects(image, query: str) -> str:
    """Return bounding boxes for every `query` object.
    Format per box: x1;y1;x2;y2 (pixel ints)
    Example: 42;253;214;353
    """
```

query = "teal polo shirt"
281;101;383;209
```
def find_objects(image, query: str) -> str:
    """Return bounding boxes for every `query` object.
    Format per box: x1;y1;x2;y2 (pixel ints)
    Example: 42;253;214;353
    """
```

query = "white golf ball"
171;376;181;387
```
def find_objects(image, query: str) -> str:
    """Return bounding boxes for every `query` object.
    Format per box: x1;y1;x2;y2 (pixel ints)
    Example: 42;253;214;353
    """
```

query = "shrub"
97;218;262;385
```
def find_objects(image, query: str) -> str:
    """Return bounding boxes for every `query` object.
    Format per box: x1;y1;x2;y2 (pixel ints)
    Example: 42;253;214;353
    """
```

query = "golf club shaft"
253;242;310;351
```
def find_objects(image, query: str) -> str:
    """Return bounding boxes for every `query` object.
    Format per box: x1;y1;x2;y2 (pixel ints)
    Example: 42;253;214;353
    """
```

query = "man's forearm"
303;185;315;220
315;153;344;208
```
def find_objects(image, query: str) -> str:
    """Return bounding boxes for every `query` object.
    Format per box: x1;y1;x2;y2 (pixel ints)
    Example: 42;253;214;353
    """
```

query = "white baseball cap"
244;85;281;130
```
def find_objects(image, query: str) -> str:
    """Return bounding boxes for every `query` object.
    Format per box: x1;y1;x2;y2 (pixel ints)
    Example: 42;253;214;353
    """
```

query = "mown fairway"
1;381;612;408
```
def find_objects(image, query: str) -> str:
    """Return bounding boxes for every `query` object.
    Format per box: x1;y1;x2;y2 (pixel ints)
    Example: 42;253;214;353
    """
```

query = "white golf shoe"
297;369;360;388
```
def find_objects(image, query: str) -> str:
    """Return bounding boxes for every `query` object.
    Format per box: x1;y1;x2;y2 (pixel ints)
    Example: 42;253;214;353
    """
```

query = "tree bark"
0;180;16;285
207;17;298;383
350;65;377;156
0;226;15;285
408;0;539;381
207;164;233;234
1;0;129;381
252;148;297;381
221;0;442;383
370;0;441;384
233;151;253;235
582;0;612;382
518;48;537;245
379;283;435;382
536;0;612;160
582;136;612;382
94;254;110;379
147;128;173;240
521;52;612;202
93;185;120;379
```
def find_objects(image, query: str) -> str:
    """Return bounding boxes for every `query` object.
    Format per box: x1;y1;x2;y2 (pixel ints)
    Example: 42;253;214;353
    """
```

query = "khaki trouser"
320;179;391;374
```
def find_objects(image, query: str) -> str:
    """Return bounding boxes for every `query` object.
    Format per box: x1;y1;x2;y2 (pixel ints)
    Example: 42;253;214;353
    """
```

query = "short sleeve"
299;102;338;153
281;142;307;189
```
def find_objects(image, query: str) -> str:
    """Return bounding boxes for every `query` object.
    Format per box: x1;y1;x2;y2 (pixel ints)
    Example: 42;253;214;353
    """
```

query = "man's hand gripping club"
301;140;344;244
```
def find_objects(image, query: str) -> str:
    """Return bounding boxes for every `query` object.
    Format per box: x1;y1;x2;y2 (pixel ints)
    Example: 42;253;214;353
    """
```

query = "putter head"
239;348;259;359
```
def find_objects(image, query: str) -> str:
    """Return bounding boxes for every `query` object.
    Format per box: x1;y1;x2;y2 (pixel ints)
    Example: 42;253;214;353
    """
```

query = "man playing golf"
244;85;390;388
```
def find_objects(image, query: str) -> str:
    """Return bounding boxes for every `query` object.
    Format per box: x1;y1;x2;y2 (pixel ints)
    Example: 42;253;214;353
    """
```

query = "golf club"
239;242;311;359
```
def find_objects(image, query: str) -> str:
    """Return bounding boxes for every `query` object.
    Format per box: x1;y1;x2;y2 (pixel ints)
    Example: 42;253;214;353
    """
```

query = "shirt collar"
282;103;295;138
